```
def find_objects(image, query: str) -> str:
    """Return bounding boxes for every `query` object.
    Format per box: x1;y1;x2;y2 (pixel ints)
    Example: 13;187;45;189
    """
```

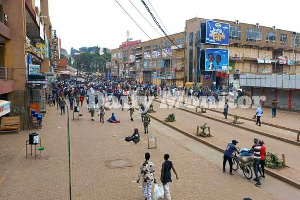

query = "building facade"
111;17;300;110
0;0;56;129
111;32;186;86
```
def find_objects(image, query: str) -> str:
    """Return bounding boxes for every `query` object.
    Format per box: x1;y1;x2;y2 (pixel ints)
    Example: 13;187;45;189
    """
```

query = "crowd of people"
44;76;274;199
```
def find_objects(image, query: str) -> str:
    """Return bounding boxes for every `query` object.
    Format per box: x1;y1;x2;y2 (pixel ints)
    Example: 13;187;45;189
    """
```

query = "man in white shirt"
255;106;263;126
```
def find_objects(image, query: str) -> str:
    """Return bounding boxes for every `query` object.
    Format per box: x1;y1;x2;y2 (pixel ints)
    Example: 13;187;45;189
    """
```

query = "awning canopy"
0;100;11;117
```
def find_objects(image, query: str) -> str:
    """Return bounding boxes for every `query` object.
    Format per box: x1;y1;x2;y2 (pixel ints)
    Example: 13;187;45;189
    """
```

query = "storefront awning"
0;100;11;117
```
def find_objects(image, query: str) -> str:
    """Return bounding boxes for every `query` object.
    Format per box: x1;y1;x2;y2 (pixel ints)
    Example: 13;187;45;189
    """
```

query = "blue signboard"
205;48;229;71
206;20;230;45
162;60;165;68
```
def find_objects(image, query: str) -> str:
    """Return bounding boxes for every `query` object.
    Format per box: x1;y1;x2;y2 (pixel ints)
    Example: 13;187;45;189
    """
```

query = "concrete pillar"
3;0;26;91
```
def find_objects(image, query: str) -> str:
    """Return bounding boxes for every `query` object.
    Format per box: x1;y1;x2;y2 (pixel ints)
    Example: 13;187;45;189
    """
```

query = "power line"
140;0;180;48
115;0;152;41
128;0;163;37
146;0;170;35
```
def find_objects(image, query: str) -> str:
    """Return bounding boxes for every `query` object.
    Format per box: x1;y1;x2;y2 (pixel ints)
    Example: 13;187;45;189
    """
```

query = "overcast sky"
43;0;300;53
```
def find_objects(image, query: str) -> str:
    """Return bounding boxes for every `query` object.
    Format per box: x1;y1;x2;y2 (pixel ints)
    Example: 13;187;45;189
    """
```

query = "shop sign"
29;64;41;75
205;48;229;71
230;56;241;61
257;58;265;64
119;40;141;48
206;20;230;45
264;58;272;64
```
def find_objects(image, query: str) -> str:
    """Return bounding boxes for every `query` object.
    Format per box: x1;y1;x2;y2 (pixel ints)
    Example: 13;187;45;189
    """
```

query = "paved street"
0;102;285;200
151;99;300;184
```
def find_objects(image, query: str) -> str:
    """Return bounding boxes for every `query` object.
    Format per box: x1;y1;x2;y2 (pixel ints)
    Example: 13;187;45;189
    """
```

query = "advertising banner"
144;51;151;59
129;54;135;63
0;100;11;117
206;20;230;45
152;50;161;58
29;64;41;75
205;48;229;71
162;48;172;57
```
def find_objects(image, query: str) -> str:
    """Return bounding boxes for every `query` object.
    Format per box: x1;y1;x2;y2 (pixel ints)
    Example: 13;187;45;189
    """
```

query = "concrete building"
0;0;55;129
111;32;186;86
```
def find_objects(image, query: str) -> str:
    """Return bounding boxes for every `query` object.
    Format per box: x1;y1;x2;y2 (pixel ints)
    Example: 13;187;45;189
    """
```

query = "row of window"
229;26;299;47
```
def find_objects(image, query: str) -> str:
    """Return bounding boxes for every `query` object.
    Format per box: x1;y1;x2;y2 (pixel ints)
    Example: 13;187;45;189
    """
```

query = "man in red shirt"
259;140;266;178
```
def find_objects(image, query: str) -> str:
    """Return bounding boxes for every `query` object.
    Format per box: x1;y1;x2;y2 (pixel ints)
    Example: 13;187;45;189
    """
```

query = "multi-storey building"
0;0;56;129
111;17;300;110
111;32;186;86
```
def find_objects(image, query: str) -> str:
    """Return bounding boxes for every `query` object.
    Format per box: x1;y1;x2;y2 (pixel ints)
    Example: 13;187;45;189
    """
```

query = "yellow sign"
36;43;45;49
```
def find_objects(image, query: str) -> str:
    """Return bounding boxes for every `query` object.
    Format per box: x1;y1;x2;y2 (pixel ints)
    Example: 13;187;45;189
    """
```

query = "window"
189;32;194;46
144;45;151;50
246;28;262;42
280;34;287;46
229;26;241;40
163;41;172;47
175;38;185;45
153;43;161;49
291;35;299;48
266;32;277;43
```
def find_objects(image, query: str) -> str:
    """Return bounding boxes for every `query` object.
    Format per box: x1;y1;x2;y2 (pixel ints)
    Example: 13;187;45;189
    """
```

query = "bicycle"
232;152;253;179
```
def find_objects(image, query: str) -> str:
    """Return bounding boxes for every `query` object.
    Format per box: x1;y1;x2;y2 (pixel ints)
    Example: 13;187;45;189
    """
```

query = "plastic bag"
153;184;164;200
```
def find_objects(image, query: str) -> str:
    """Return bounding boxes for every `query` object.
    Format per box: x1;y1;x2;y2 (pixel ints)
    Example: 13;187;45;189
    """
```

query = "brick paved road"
151;100;300;184
0;103;280;200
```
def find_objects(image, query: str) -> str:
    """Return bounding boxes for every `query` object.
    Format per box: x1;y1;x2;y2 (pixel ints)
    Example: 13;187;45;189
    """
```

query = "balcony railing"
0;67;13;81
0;12;9;26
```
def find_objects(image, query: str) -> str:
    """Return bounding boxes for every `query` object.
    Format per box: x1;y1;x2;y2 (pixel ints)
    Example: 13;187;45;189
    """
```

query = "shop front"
26;53;48;114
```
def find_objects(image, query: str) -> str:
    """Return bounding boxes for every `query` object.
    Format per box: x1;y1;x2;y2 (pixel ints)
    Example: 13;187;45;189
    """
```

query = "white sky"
44;0;300;53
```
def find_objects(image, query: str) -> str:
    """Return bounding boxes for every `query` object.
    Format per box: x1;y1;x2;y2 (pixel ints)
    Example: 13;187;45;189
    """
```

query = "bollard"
197;126;199;135
196;107;199;113
297;132;300;142
282;154;286;167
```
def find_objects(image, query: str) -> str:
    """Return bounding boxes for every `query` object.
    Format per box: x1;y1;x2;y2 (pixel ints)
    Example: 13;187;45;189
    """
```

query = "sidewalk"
151;101;300;185
0;103;277;200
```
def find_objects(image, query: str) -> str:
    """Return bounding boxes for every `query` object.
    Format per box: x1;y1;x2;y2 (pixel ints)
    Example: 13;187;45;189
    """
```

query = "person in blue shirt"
255;106;263;126
223;140;239;175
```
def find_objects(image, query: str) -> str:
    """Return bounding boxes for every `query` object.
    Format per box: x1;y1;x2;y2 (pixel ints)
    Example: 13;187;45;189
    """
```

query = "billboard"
206;20;230;45
205;48;229;71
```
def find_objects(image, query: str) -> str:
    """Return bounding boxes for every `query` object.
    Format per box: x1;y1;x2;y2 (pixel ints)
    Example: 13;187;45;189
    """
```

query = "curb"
149;113;300;190
155;99;300;146
208;108;300;134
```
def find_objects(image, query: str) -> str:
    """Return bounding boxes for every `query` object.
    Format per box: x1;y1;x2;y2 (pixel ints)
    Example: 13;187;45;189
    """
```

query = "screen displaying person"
208;53;215;71
216;55;222;70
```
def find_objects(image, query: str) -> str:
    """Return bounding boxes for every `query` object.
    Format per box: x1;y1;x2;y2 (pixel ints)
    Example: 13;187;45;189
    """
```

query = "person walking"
75;93;80;107
160;154;178;200
128;105;135;121
258;140;266;178
52;94;56;107
143;114;150;134
80;94;84;107
223;100;229;119
271;99;278;118
137;152;156;200
59;97;66;115
223;140;238;175
252;138;262;186
255;106;263;126
56;95;60;110
99;106;105;123
69;95;74;110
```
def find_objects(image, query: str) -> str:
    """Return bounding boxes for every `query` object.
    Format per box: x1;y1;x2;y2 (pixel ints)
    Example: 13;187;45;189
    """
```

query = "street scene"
0;0;300;200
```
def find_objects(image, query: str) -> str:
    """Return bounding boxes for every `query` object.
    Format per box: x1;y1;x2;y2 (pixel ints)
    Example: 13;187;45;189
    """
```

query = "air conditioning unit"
256;23;260;28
